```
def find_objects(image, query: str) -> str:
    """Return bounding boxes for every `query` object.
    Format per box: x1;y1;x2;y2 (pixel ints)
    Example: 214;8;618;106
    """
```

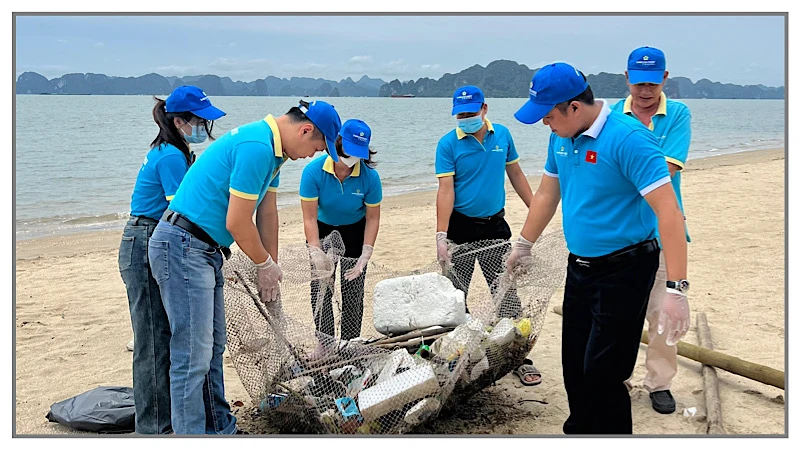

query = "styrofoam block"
375;349;417;385
373;273;467;335
357;364;440;422
404;397;441;425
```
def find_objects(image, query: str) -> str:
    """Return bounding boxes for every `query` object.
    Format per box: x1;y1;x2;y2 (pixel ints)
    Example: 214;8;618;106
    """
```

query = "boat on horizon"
390;94;416;98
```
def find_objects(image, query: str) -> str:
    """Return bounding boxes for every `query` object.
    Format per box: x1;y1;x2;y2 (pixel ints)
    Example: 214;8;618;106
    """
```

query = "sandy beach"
14;148;786;435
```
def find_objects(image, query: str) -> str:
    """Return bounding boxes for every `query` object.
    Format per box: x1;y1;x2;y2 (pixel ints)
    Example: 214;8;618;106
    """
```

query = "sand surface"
14;148;786;435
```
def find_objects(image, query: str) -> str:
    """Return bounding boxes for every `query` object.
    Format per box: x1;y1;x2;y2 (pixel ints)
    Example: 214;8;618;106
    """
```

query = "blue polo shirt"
168;115;286;247
544;101;671;257
611;92;692;242
130;143;190;220
299;155;382;226
435;119;520;218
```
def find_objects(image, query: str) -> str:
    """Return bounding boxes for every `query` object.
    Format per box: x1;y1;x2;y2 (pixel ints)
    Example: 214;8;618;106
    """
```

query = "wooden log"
371;331;452;350
697;312;726;434
367;325;456;346
552;305;784;390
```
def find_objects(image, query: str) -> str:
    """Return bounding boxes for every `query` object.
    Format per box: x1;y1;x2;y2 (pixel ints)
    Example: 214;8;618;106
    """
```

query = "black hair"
286;99;325;141
335;135;377;169
150;96;217;165
554;71;595;115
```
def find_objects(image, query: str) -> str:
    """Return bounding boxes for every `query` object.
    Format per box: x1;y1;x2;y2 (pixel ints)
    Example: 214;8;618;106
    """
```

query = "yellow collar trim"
264;114;283;157
623;92;668;116
322;156;361;177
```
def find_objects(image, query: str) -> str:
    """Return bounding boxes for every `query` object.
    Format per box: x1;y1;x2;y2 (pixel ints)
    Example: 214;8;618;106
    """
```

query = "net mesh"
223;230;568;434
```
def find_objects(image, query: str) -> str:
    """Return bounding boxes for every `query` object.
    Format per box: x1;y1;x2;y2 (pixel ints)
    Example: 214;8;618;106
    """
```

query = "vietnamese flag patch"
586;150;597;164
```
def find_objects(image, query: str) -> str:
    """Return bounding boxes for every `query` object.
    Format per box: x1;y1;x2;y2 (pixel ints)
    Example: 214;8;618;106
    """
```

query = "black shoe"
649;390;676;414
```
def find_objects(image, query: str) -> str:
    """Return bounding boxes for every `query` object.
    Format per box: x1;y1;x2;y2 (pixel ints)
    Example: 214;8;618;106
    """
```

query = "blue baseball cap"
451;85;485;115
627;46;666;85
339;119;372;159
514;62;589;125
165;85;226;120
301;100;343;162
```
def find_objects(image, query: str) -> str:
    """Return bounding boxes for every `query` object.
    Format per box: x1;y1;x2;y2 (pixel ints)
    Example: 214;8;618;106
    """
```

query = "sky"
13;14;787;87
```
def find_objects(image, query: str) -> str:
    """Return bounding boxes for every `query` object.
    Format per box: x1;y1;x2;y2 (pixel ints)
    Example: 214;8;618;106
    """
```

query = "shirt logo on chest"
352;189;364;197
491;145;504;152
585;150;598;164
556;146;568;157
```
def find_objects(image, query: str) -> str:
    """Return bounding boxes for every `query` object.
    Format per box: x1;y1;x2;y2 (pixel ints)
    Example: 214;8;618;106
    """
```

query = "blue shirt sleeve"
618;130;671;195
435;139;455;177
544;133;559;176
506;130;520;164
364;168;382;206
661;106;691;168
298;164;319;200
229;141;274;200
156;153;189;201
268;170;280;191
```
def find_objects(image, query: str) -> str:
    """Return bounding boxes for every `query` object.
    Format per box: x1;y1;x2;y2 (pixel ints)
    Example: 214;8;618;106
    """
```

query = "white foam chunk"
357;364;439;422
373;272;467;335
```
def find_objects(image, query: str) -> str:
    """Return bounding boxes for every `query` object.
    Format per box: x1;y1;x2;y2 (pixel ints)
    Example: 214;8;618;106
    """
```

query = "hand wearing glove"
256;255;282;303
658;289;690;346
436;232;451;274
505;235;534;276
308;245;333;274
344;245;373;281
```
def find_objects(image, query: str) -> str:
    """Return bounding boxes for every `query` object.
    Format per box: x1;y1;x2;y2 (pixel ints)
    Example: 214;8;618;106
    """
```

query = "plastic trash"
683;407;697;417
45;386;135;433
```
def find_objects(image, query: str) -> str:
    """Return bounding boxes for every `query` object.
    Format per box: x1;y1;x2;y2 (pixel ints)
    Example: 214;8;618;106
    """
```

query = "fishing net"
222;229;568;434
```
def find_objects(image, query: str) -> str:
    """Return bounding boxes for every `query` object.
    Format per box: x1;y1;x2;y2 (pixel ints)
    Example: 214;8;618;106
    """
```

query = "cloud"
349;55;373;64
420;64;441;71
94;42;105;47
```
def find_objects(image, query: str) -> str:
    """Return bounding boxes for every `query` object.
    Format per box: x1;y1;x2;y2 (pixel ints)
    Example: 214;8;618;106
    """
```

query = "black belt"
452;208;505;225
161;209;231;260
129;215;159;226
569;239;659;269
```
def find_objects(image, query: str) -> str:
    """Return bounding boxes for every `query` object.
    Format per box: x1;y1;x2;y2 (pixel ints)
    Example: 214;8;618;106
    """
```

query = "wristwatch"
666;279;690;293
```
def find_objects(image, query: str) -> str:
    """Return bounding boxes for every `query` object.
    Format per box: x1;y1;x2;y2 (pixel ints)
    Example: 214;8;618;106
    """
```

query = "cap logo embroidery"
643;56;649;61
352;133;368;142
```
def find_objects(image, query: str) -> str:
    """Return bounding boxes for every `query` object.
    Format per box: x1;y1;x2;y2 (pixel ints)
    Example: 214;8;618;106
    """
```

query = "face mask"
457;115;484;134
183;123;208;144
340;155;360;168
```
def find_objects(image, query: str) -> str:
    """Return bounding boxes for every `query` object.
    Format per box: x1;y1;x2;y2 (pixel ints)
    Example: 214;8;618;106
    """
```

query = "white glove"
344;245;373;281
255;255;282;303
436;232;451;273
308;245;333;274
505;236;534;276
658;289;690;346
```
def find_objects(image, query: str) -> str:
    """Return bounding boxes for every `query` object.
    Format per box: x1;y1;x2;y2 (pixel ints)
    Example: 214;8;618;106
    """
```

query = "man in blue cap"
147;99;342;434
611;46;692;415
435;85;538;385
507;63;690;434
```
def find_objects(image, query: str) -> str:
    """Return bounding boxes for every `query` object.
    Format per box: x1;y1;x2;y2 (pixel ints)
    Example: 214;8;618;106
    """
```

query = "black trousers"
561;239;660;434
309;218;367;341
446;208;522;319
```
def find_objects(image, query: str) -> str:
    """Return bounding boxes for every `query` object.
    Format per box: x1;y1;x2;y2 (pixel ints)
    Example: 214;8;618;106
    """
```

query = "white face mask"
340;155;360;168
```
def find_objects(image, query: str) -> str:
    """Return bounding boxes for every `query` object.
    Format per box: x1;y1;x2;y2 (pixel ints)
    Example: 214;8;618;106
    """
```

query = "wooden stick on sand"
697;312;726;434
552;305;785;390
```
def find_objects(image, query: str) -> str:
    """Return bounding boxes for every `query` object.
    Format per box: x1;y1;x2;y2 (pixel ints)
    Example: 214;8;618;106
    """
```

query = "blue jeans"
118;216;172;434
147;221;237;435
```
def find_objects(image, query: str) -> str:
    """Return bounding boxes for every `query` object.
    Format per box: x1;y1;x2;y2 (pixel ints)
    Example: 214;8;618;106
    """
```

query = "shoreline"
15;147;785;261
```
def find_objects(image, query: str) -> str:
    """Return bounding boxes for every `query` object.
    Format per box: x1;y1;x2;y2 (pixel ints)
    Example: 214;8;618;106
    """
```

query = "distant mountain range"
16;59;784;99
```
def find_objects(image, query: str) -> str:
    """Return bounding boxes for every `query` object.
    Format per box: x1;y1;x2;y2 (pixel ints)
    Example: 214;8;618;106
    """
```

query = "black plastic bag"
46;386;135;433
